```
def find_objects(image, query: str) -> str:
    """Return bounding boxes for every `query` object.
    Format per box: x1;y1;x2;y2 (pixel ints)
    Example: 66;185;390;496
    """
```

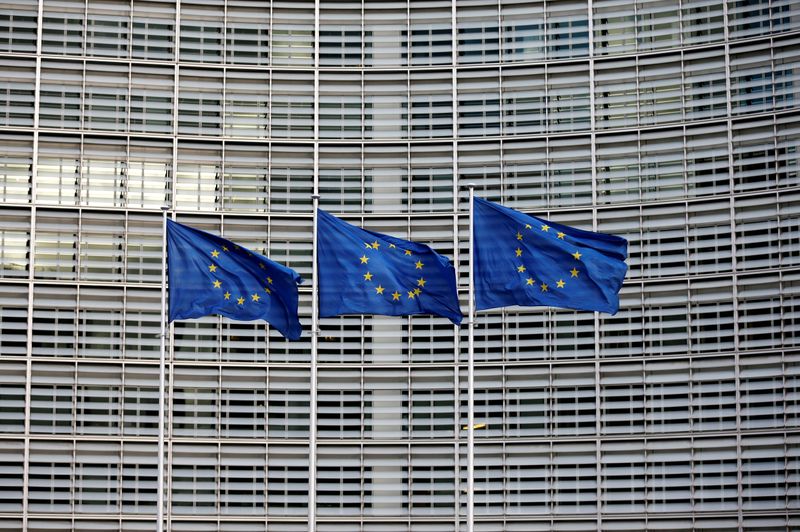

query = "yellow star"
516;232;523;240
526;278;534;286
556;279;565;288
570;268;579;278
251;293;261;302
222;246;229;252
392;291;401;301
414;288;421;295
415;260;423;269
211;250;220;258
515;248;522;257
557;232;565;240
213;280;222;289
363;272;373;281
364;242;372;249
360;255;369;264
517;265;526;273
264;287;271;294
258;262;266;269
208;264;217;273
417;278;426;287
237;296;245;305
525;224;532;229
389;243;396;249
267;277;273;284
407;290;415;299
540;283;548;292
224;291;231;300
404;250;412;256
376;285;385;295
372;240;380;249
541;224;549;232
572;251;582;260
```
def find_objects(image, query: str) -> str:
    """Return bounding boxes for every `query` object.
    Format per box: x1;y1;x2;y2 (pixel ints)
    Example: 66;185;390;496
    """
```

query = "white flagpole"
157;206;168;532
467;185;476;532
309;194;320;532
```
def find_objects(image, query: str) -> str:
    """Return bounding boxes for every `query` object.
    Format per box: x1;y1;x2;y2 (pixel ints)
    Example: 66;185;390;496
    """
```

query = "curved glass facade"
0;0;799;530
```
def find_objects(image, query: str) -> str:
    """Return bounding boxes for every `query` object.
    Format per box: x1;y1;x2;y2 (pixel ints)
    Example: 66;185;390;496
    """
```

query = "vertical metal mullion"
23;1;45;526
309;3;320;531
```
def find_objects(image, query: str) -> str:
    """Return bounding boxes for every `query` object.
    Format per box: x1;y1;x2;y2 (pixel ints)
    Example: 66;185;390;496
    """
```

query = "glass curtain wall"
0;0;798;530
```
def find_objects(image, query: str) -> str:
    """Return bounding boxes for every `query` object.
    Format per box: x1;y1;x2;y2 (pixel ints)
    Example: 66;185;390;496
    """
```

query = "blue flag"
317;209;462;325
473;197;627;314
166;219;303;340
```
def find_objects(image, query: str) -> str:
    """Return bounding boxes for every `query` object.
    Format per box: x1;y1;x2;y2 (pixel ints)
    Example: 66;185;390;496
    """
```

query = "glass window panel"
320;72;362;140
548;137;592;207
29;441;74;512
0;208;30;279
42;0;85;55
320;3;362;67
30;362;75;432
0;57;34;127
31;286;78;359
410;143;452;212
683;47;728;121
178;68;223;136
410;71;453;139
225;70;269;138
457;3;500;65
35;210;79;280
269;144;313;212
681;0;724;45
226;1;269;66
130;65;174;134
638;53;683;126
635;0;680;51
735;194;780;271
222;144;269;212
364;3;408;67
180;1;223;63
0;1;36;53
122;442;158;512
685;124;731;197
547;64;590;133
502;66;546;135
547;0;589;59
175;141;222;211
364;145;408;213
502;0;545;62
127;139;172;209
86;0;130;58
0;133;32;204
79;137;127;207
132;0;175;60
365;71;408;140
40;60;84;130
593;1;635;55
270;71;314;139
271;1;314;67
0;284;28;357
409;1;451;66
267;445;309;516
458;69;501;137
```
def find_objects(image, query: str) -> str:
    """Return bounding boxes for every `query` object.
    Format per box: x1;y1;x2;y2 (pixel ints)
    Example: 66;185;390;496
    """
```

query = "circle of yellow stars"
360;239;425;303
207;245;274;309
515;222;581;294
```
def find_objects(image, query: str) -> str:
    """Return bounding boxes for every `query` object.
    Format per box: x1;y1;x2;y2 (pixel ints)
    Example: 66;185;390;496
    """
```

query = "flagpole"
467;185;476;532
157;206;168;532
309;194;320;532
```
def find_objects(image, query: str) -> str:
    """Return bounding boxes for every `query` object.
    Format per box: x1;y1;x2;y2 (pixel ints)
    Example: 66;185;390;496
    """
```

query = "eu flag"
473;197;627;314
317;209;462;325
166;219;303;340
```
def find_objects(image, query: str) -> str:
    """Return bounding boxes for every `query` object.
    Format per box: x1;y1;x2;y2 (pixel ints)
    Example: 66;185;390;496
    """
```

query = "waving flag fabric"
473;197;628;315
166;219;303;340
317;209;462;325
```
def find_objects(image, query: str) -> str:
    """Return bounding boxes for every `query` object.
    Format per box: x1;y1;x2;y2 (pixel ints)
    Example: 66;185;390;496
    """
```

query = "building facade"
0;0;798;530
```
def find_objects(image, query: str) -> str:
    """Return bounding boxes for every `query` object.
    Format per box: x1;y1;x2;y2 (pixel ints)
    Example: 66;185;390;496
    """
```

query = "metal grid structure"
0;0;798;530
